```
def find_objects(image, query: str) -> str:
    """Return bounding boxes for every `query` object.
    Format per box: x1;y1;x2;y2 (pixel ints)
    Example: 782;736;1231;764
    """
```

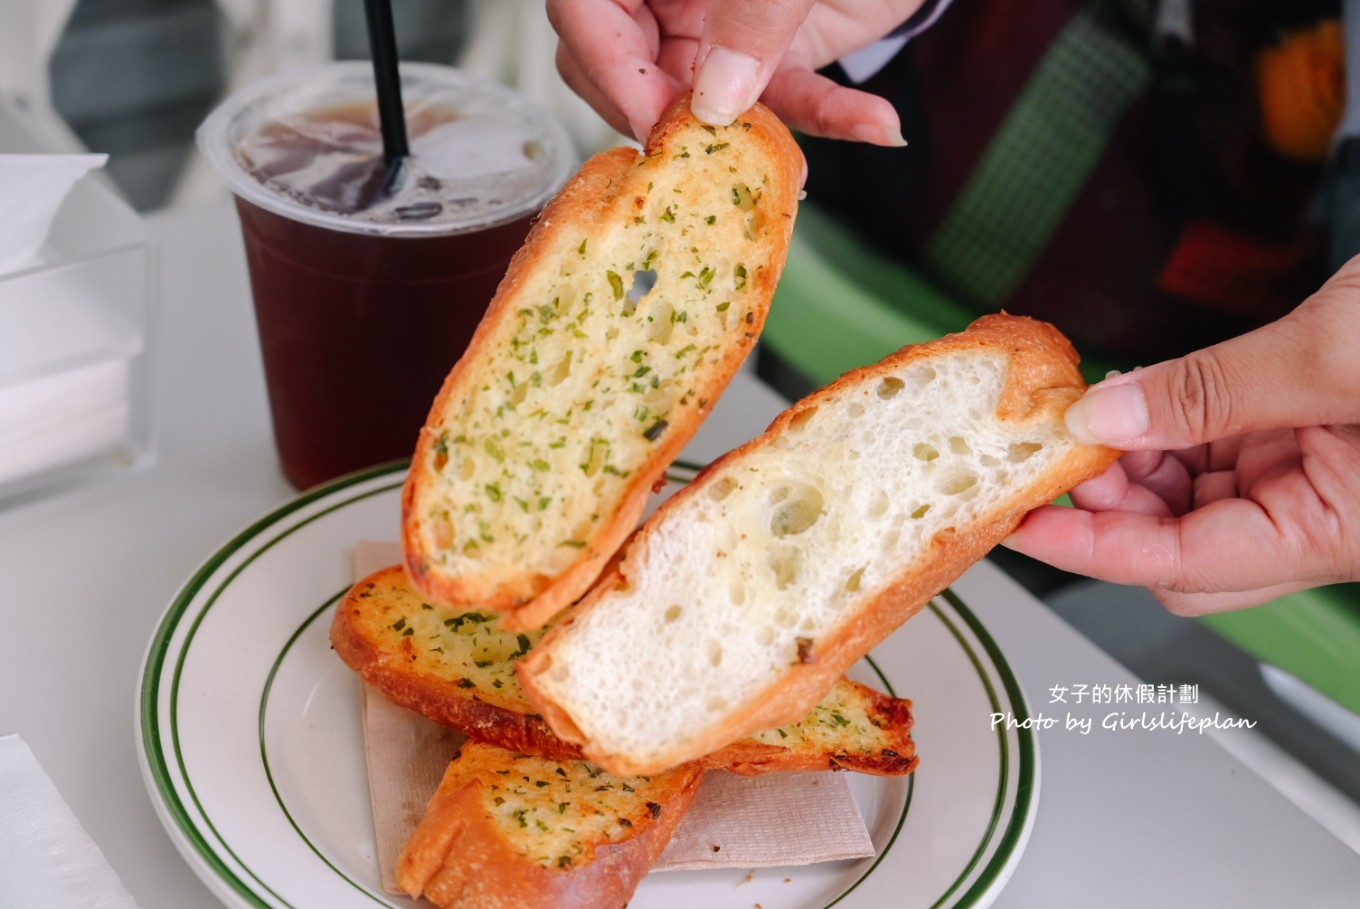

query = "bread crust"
397;743;702;909
519;314;1120;774
402;91;801;631
330;565;918;775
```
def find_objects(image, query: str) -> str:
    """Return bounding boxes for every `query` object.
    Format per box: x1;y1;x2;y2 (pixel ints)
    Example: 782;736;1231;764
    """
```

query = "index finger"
548;0;683;141
691;0;818;124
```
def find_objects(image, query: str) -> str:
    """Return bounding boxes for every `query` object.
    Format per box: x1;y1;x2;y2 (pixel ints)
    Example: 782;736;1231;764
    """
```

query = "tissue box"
0;98;154;502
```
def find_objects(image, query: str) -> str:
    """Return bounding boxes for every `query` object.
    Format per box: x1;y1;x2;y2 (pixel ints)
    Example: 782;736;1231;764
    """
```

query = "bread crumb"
735;871;754;887
784;877;792;883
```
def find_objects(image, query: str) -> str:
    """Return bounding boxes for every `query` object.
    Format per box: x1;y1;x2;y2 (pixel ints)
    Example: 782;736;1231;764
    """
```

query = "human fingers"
690;0;819;125
1065;460;1177;518
1064;265;1360;450
1152;580;1318;616
758;66;905;145
1002;498;1321;610
1114;449;1193;515
548;0;681;141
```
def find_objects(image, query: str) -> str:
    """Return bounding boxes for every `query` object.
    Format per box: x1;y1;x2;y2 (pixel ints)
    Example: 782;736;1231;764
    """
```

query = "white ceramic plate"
138;461;1037;909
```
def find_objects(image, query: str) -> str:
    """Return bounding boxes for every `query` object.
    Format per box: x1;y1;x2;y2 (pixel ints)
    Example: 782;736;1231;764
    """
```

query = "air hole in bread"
845;566;865;593
432;512;454;549
708;476;738;501
707;640;723;667
877;377;905;399
882;529;900;552
913;443;940;462
729;581;747;605
980;453;1000;467
580;437;610;478
768;483;825;537
905;366;937;393
848;402;865;419
911;503;931;519
458;458;476;481
663;604;682;623
548;350;574;386
938;471;979;496
865;491;889;519
642;380;674;415
1009;442;1044;462
774;606;796;627
745;206;767;240
949;435;972;456
628;268;658;304
769;549;799;590
706;695;728;713
788;406;818;432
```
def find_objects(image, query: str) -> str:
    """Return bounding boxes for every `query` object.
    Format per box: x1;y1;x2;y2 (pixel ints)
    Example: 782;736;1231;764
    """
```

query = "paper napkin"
350;542;875;895
0;733;140;909
0;154;107;274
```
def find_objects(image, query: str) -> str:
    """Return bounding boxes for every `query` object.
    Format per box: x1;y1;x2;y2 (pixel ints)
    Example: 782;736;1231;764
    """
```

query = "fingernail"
849;123;907;147
692;47;760;125
1065;383;1149;445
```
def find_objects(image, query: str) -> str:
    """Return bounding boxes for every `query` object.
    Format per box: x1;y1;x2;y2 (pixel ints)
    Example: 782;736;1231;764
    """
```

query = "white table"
1;201;1357;908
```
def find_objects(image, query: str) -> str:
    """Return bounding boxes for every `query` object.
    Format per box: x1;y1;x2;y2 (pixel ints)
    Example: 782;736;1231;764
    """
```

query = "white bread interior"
518;315;1118;774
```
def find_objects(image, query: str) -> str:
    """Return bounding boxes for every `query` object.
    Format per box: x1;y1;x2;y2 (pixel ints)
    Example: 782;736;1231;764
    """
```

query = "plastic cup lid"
197;62;577;237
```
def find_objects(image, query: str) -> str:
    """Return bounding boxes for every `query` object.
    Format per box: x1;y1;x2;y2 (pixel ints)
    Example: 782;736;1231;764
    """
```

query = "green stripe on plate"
139;462;409;908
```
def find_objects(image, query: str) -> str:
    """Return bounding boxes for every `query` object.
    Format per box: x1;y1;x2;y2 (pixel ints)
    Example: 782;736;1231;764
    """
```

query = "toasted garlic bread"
402;92;801;631
519;315;1121;774
331;565;917;775
397;742;701;909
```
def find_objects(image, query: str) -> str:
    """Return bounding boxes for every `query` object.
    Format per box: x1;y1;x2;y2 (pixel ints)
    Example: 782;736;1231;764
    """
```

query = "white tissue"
0;733;141;909
0;154;107;274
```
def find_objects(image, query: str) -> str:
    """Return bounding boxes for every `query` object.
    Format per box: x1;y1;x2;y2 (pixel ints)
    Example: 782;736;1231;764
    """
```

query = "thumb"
1064;304;1358;450
691;0;817;125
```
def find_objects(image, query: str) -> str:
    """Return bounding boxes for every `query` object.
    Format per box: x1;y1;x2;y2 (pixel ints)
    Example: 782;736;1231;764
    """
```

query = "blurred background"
0;0;617;212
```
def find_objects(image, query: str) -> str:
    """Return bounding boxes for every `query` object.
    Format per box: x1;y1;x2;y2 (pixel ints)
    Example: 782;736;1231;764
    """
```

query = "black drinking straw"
362;0;409;189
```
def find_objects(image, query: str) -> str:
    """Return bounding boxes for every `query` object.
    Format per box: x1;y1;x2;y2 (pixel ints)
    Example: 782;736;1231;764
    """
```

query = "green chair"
763;203;1360;720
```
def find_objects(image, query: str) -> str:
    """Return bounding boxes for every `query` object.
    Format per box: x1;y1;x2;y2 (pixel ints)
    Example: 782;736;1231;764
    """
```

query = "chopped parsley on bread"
331;564;918;775
397;742;702;909
402;91;801;631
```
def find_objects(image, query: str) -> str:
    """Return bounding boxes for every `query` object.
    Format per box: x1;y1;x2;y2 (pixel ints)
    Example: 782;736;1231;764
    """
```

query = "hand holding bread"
517;315;1118;774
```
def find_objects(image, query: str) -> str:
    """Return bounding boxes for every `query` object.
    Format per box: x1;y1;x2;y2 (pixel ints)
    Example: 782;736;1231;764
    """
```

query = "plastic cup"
197;62;574;490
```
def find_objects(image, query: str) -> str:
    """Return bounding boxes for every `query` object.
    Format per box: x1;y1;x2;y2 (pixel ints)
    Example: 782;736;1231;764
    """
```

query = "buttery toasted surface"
397;742;702;909
402;92;801;631
518;315;1121;774
331;564;917;774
